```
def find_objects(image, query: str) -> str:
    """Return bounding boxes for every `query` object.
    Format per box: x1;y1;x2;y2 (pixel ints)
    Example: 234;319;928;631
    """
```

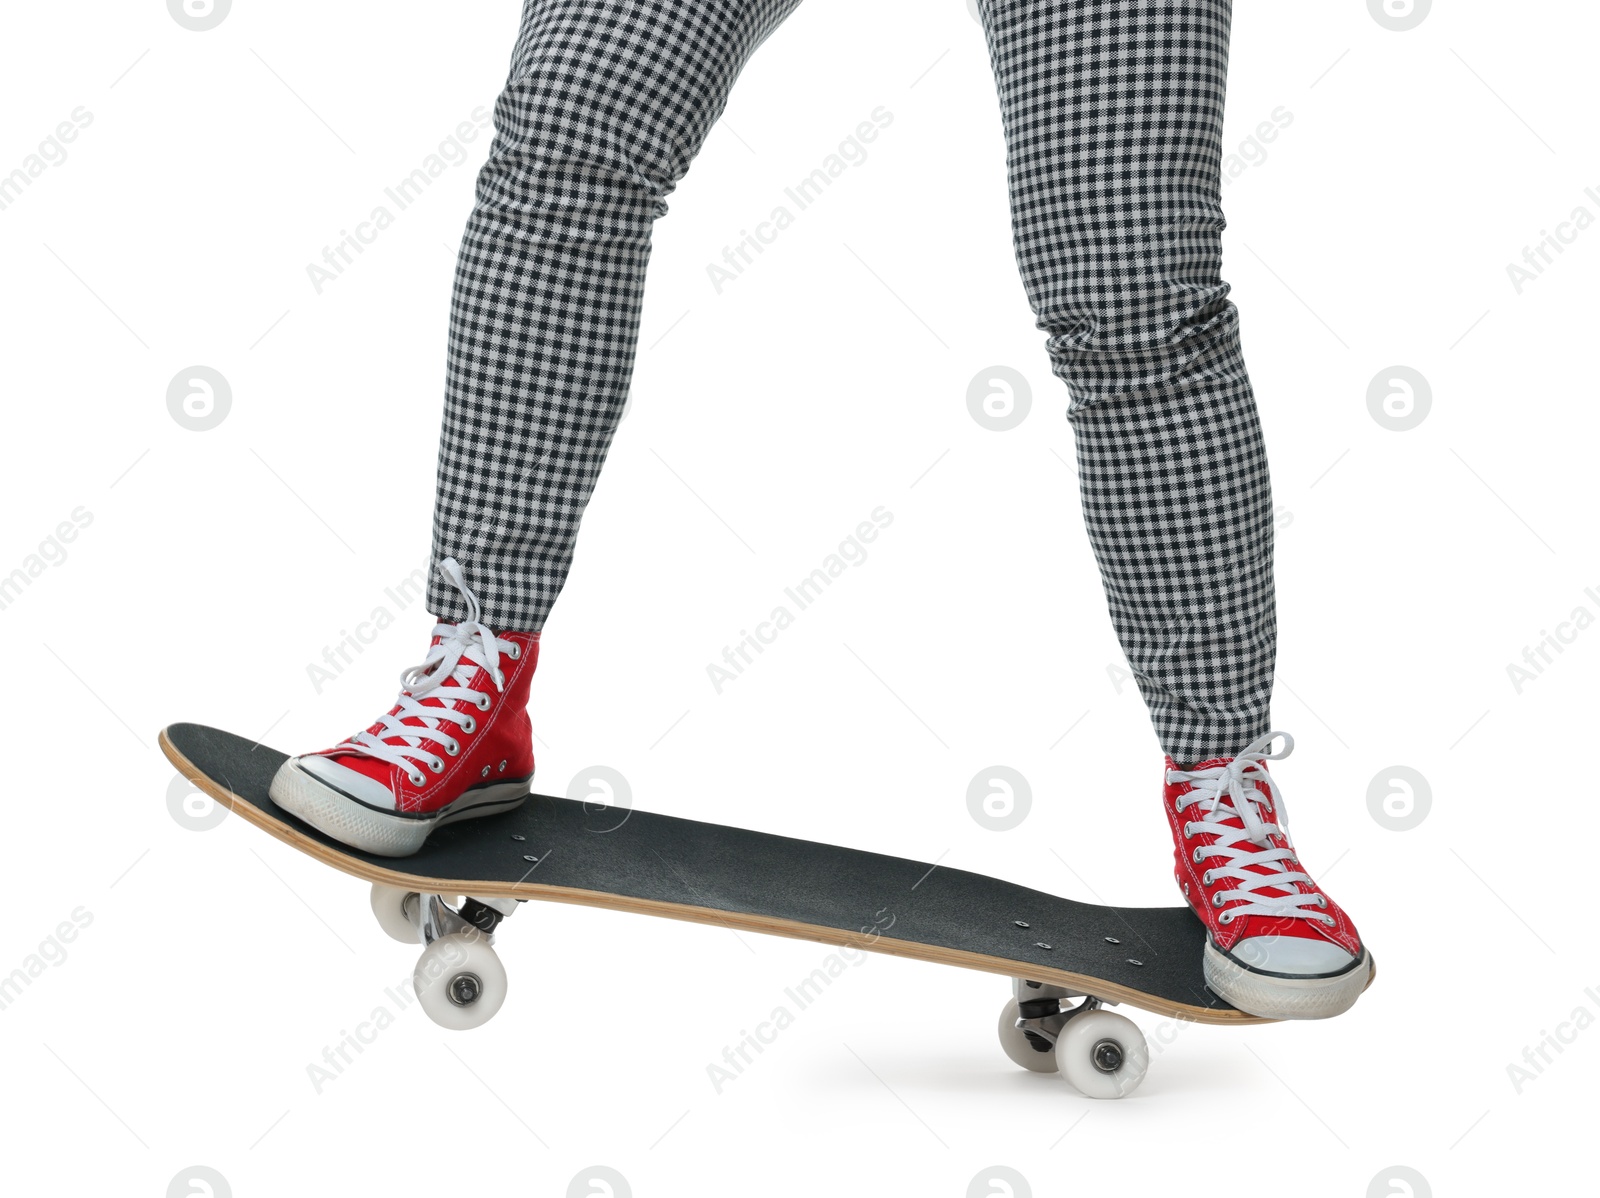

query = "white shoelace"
1166;731;1332;926
334;558;520;787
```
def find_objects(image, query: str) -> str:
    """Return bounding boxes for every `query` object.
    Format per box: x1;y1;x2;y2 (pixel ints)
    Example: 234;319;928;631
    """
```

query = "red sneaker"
1164;732;1372;1019
271;559;538;856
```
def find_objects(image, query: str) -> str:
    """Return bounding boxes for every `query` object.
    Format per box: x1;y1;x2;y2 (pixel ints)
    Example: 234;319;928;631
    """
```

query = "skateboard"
161;722;1273;1098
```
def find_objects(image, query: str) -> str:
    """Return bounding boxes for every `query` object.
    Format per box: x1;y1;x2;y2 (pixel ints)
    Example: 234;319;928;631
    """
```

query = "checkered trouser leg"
431;0;1272;763
427;0;802;628
979;0;1274;763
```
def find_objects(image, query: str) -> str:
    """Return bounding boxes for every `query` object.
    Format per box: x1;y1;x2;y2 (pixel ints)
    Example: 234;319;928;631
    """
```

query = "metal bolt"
1091;1038;1124;1074
447;973;483;1007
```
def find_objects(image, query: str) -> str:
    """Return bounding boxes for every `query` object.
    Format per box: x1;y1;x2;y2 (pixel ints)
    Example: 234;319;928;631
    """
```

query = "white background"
2;0;1596;1194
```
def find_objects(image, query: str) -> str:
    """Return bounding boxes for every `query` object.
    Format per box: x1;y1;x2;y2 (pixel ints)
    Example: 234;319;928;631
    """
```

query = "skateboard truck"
998;978;1151;1098
1012;979;1093;1053
369;885;519;1030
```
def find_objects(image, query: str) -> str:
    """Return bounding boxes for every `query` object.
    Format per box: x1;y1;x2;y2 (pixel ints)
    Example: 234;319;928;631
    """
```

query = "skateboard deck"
160;722;1264;1026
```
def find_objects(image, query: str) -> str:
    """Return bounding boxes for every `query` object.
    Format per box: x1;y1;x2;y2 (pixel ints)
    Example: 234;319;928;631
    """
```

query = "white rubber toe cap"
268;756;532;857
269;757;430;856
1205;939;1371;1020
1228;934;1357;978
290;754;400;812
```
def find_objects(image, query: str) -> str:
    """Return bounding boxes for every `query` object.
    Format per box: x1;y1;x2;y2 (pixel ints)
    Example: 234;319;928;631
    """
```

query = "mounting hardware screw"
1091;1038;1125;1074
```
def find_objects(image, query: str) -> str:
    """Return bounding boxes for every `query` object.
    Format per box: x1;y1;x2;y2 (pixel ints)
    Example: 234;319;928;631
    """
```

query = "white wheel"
370;883;420;944
1056;1009;1149;1099
414;931;507;1030
996;998;1059;1073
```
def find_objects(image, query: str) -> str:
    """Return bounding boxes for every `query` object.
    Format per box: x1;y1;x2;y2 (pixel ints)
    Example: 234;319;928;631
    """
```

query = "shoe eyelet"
1201;870;1213;885
429;757;444;773
461;716;477;734
445;741;461;757
508;643;521;660
1212;892;1226;907
1219;912;1235;924
1322;914;1336;926
476;694;492;711
408;773;425;787
1316;894;1328;908
1182;822;1195;838
1192;848;1204;863
1173;797;1184;813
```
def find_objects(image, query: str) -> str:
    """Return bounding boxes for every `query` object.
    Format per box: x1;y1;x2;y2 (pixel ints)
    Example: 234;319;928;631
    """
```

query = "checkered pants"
429;0;1274;763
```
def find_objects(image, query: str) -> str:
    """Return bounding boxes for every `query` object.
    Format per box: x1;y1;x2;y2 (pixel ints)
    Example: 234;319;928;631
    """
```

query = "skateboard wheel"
1056;1010;1148;1099
414;932;507;1030
370;883;421;944
996;998;1059;1073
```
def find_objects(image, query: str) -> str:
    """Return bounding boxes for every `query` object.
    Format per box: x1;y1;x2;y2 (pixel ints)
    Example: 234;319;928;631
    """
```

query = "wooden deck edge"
160;728;1277;1026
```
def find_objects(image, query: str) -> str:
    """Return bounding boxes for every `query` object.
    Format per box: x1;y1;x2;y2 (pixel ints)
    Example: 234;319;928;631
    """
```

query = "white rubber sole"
1204;942;1373;1020
269;759;530;857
